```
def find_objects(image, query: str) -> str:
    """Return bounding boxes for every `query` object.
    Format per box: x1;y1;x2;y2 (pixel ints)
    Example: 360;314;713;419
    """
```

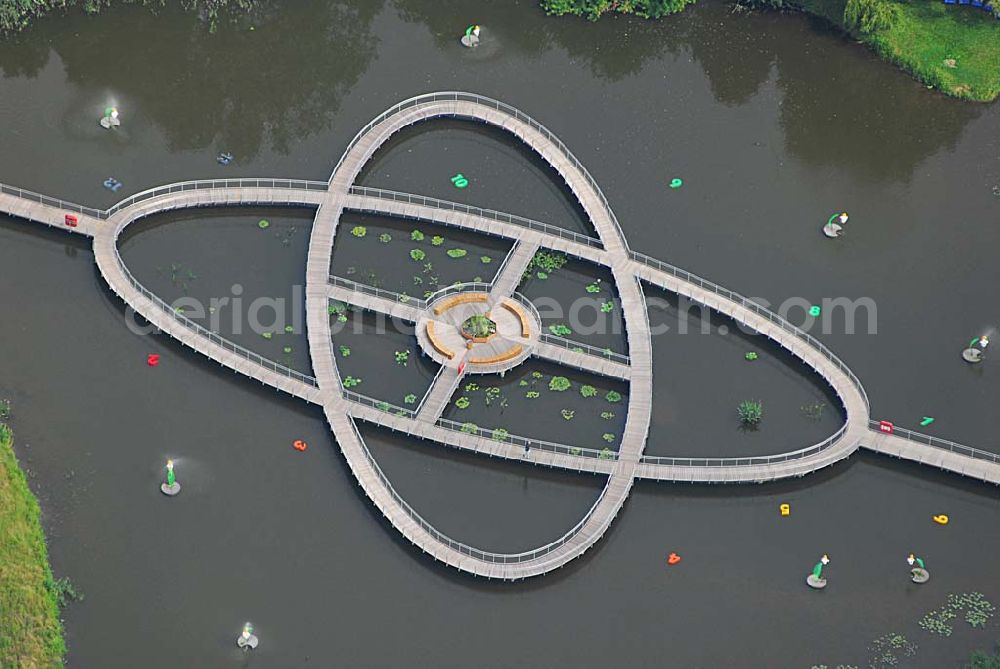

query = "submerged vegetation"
0;423;67;668
0;0;258;33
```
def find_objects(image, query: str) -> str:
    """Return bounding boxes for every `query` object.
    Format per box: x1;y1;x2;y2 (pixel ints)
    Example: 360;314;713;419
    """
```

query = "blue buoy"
217;152;234;166
103;178;122;193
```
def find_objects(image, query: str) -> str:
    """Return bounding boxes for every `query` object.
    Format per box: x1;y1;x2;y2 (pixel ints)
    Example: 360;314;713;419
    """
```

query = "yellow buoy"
779;503;790;516
932;514;949;525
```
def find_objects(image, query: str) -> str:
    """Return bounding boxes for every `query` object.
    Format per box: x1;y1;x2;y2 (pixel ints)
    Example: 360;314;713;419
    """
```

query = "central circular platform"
416;286;539;374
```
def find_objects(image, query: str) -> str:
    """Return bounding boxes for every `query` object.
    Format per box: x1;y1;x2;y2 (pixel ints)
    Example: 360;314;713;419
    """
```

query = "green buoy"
451;173;469;188
669;178;683;189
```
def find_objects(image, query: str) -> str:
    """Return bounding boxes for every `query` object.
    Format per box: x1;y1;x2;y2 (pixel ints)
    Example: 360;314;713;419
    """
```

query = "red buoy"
666;552;682;566
293;440;308;452
147;354;160;367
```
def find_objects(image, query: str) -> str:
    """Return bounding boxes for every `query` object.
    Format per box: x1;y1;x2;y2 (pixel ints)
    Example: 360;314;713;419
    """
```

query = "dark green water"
1;1;999;667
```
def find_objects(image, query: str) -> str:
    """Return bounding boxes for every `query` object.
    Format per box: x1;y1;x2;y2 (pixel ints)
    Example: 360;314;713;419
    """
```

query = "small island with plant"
461;314;498;342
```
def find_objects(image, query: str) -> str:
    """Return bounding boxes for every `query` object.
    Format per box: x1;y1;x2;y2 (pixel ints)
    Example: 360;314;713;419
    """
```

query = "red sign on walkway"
64;214;78;228
879;420;894;434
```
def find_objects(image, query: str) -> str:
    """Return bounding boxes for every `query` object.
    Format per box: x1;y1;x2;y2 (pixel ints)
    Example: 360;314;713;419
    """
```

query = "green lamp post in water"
160;459;181;496
962;335;989;363
237;622;259;649
806;554;830;589
823;212;848;238
100;106;120;129
461;24;481;47
908;553;930;583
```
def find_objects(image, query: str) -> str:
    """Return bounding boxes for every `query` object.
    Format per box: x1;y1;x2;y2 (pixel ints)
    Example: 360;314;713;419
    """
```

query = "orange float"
293;440;308;452
666;552;682;566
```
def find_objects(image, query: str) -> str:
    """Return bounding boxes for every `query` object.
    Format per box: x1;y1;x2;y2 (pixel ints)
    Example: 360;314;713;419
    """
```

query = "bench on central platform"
501;300;531;338
469;344;523;365
426;321;455;360
433;292;488;316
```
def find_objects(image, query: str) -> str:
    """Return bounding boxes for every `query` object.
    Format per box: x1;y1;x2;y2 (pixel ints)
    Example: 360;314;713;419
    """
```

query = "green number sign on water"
451;173;469;188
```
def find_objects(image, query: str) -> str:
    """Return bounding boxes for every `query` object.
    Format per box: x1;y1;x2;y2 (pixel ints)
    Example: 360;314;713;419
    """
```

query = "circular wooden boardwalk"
0;93;997;580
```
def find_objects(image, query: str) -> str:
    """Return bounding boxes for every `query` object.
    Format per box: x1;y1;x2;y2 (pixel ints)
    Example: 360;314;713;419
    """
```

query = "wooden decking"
1;93;996;581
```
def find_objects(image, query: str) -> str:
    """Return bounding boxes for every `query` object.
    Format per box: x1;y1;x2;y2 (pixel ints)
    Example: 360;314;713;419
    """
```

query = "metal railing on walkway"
868;421;1000;464
639;424;848;468
348;185;602;249
1;182;104;218
538;333;630;364
1;178;328;222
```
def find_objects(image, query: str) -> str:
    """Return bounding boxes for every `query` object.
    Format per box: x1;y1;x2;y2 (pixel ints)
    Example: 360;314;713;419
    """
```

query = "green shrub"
580;385;598;398
460;422;479;434
549;324;573;336
844;0;899;34
540;0;696;20
431;236;445;246
605;390;622;403
455;397;471;409
379;233;392;243
411;230;425;241
351;226;367;238
404;394;417;405
738;400;763;426
446;248;468;259
491;428;510;442
410;249;426;262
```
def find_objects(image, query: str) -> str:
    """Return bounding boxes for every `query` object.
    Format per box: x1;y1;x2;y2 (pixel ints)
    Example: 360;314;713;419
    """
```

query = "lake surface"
1;1;998;667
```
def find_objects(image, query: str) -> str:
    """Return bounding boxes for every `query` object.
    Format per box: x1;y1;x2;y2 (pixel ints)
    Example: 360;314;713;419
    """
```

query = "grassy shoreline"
543;0;1000;101
0;424;66;668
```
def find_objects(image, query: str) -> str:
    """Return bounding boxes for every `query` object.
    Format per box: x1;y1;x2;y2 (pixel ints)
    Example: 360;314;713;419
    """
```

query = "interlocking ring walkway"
1;92;997;580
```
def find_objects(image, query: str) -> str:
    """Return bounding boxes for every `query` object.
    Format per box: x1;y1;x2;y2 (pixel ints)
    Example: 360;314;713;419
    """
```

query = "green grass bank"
543;0;1000;101
0;423;66;669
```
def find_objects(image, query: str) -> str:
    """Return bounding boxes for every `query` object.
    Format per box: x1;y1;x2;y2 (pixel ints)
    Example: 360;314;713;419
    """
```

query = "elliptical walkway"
1;93;997;581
